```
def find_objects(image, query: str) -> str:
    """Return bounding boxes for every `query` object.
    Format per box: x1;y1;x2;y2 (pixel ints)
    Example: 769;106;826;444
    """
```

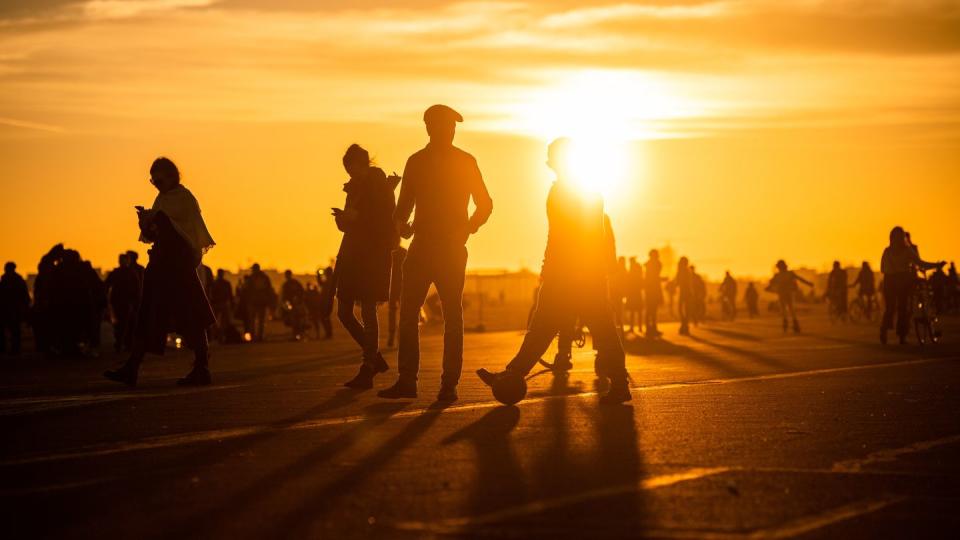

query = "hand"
387;172;402;190
396;221;414;239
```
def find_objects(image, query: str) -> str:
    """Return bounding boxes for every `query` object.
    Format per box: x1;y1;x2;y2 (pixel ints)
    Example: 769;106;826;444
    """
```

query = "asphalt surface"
2;314;959;539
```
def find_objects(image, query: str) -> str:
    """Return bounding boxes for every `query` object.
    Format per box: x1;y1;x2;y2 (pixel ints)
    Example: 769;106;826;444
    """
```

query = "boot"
437;383;458;402
103;365;138;387
365;352;389;374
377;378;417;399
553;351;573;373
344;364;375;390
600;378;632;405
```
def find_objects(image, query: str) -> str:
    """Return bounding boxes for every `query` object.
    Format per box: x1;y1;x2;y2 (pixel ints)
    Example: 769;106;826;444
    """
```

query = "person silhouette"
690;265;706;326
209;268;234;341
244;263;273;342
850;261;876;319
0;262;31;355
719;270;737;321
280;269;307;340
767;260;813;333
744;282;759;318
825;261;849;321
880;226;943;344
672;257;693;335
477;138;631;405
332;144;396;389
644;249;663;337
378;105;493;402
104;253;140;352
625;257;644;334
317;266;335;339
104;157;216;386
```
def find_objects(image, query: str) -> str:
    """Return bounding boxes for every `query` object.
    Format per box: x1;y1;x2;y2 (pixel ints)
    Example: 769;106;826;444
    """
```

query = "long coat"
334;166;397;302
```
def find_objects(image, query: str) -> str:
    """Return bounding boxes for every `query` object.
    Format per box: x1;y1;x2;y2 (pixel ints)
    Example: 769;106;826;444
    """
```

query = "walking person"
0;262;31;355
673;257;693;336
244;263;273;342
625;257;644;334
767;260;814;333
209;269;235;342
104;253;140;352
317;267;335;339
744;282;759;318
378;105;493;401
477;138;630;404
880;226;943;345
333;144;397;389
644;249;663;337
104;157;216;386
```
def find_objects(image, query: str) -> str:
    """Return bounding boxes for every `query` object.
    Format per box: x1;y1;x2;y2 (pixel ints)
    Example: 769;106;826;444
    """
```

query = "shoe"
177;368;212;386
377;379;417;399
344;364;375;390
553;352;573;373
600;378;632;405
365;352;389;374
103;367;138;387
476;368;500;387
437;384;458;402
879;328;887;345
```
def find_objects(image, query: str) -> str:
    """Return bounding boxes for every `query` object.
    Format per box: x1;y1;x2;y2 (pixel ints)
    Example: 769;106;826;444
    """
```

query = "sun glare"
507;69;679;201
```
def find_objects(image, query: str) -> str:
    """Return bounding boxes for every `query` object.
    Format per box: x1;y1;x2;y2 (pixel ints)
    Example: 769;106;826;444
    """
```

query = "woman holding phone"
334;144;397;389
104;157;216;387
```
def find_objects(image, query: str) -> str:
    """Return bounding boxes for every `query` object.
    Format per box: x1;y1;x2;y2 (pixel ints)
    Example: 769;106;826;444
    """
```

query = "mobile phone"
135;205;145;212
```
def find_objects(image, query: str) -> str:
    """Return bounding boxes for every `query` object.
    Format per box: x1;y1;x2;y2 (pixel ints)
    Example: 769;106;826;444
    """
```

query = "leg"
506;283;568;376
395;254;433;384
11;321;21;354
359;300;380;360
434;247;468;387
894;277;911;340
387;299;398;346
337;298;366;350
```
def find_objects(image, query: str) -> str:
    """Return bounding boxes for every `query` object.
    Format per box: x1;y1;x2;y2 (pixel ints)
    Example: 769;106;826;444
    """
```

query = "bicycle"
912;274;942;346
848;294;876;323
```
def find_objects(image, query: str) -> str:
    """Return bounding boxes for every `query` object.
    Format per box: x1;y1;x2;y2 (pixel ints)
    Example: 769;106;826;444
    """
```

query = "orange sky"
1;0;958;279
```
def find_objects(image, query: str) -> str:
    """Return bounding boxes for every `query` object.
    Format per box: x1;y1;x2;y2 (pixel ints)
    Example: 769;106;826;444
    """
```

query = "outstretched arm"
796;274;814;287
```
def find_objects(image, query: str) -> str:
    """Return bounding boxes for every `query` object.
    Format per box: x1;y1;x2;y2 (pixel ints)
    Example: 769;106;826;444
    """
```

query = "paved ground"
2;314;959;539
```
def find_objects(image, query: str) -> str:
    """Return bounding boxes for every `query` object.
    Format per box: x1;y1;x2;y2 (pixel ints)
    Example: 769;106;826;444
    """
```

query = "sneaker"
437;384;458;402
377;379;417;399
344;364;375;390
365;352;389;374
177;369;212;387
103;367;138;387
600;379;632;405
476;368;500;387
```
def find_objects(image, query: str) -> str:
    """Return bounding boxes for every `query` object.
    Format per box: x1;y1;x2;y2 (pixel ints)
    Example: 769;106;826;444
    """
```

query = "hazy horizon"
2;1;958;278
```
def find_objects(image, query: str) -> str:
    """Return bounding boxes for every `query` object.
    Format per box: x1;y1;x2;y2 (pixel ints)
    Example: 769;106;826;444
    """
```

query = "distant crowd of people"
2;104;957;406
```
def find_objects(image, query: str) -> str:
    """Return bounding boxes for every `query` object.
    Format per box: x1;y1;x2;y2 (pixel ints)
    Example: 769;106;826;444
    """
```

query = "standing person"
104;157;216;386
104;253;140;352
387;244;407;347
720;271;738;321
825;261;848;321
672;257;693;336
244;263;273;342
610;256;628;331
0;262;31;355
333;144;397;389
477;138;630;404
690;265;706;325
317;266;335;339
304;282;323;340
880;226;943;344
644;249;663;337
209;269;234;341
850;261;876;319
379;105;493;401
127;250;145;290
280;270;307;341
767;260;814;333
744;282;759;318
625;257;644;334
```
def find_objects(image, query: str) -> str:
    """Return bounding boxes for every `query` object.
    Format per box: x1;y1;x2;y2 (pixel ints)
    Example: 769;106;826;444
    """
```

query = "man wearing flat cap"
378;104;493;401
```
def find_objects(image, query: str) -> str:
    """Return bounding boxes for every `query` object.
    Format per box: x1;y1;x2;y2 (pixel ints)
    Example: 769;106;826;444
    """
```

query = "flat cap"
423;104;463;125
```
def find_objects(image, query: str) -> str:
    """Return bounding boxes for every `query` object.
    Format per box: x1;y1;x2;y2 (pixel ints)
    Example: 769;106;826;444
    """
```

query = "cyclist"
825;261;848;322
767;260;814;333
880;226;943;344
849;261;876;319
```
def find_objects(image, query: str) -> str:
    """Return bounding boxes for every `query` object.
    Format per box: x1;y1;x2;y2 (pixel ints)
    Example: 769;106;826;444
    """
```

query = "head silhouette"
118;253;129;267
342;144;370;180
424;104;461;147
832;261;840;270
284;269;293;280
216;269;225;279
649;249;659;260
889;226;905;247
678;256;689;270
776;259;787;271
126;250;139;264
4;262;14;274
862;261;871;271
150;157;180;193
252;263;261;272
